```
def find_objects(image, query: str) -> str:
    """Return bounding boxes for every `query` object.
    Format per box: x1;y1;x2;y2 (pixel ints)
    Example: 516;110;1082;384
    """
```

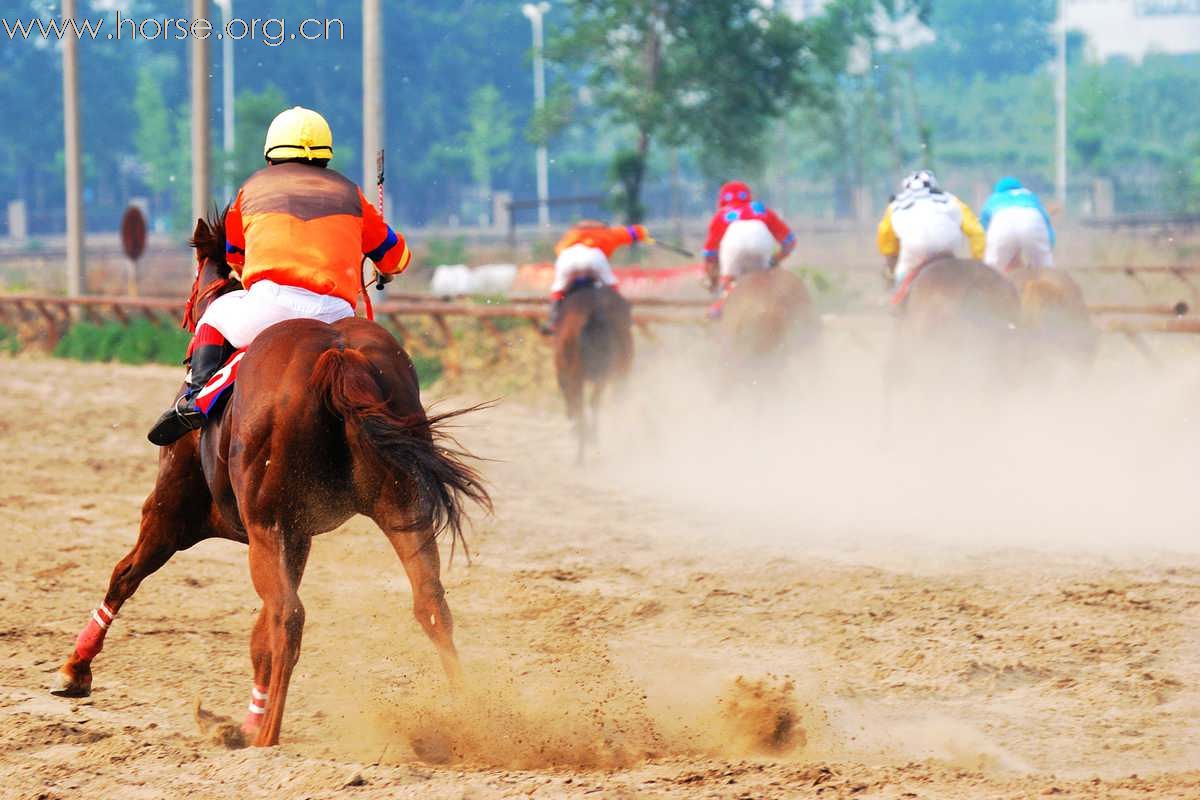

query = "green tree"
911;0;1054;79
462;85;515;196
133;64;174;202
229;85;287;189
780;0;932;216
551;0;812;222
133;60;192;231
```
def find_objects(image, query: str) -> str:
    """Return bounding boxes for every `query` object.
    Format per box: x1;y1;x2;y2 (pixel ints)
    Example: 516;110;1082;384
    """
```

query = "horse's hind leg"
240;610;273;739
384;529;463;689
247;525;311;747
52;490;192;697
587;379;604;446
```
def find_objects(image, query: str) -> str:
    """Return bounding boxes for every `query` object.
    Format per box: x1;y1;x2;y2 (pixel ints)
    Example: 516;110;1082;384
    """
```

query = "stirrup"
146;395;204;446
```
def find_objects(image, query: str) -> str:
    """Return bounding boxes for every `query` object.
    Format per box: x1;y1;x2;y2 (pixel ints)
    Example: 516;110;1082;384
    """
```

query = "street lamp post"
215;0;234;199
1055;0;1067;209
61;0;84;297
522;2;551;229
190;0;211;226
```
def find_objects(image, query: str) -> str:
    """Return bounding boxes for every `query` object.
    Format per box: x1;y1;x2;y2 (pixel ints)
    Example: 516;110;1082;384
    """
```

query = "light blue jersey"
980;177;1055;247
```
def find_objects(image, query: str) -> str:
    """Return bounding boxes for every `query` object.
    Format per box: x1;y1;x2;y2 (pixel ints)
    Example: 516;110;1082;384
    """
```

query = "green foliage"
133;60;176;197
793;266;858;312
0;324;19;356
424;236;470;267
609;150;648;224
133;58;191;232
527;84;576;148
552;0;815;215
1168;135;1200;213
230;85;288;188
54;320;190;366
409;354;445;388
458;85;515;194
911;0;1052;79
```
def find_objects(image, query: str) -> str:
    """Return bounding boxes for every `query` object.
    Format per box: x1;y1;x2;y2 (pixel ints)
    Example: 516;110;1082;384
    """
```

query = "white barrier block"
429;264;473;297
472;263;518;295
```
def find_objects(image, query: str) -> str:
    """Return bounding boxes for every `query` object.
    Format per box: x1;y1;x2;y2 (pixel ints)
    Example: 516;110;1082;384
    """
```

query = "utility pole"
1055;0;1068;208
216;0;234;199
61;0;85;297
522;3;551;229
191;0;211;225
363;0;384;200
362;0;386;305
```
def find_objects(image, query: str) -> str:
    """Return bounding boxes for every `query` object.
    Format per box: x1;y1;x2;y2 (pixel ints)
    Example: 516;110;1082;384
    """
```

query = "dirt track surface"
2;356;1200;799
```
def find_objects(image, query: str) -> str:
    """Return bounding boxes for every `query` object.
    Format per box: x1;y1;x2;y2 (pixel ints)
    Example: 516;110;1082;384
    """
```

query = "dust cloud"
597;324;1200;567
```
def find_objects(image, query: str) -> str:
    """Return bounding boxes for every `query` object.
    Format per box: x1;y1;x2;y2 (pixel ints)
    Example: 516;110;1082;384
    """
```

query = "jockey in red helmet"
702;181;795;317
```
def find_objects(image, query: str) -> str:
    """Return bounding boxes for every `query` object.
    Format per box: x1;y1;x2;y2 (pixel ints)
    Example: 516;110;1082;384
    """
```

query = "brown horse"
1008;266;1098;369
51;212;490;748
553;282;633;463
718;268;818;376
887;257;1022;410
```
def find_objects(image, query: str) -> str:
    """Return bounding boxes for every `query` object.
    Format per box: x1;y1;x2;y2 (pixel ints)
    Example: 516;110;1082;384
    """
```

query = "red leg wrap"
242;684;268;734
73;604;114;661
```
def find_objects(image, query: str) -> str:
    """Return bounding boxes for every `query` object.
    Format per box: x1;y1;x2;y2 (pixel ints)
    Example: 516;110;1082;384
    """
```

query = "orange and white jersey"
224;163;411;309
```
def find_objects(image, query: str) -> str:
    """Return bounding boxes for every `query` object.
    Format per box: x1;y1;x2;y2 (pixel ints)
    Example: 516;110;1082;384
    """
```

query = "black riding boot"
146;344;229;446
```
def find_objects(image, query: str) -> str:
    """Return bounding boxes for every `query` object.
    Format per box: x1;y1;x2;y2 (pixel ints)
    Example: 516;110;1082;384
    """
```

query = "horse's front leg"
53;498;187;696
52;439;223;697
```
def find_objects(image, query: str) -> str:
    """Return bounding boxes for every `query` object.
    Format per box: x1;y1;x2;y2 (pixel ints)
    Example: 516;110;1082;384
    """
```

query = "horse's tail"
311;347;491;544
579;288;632;382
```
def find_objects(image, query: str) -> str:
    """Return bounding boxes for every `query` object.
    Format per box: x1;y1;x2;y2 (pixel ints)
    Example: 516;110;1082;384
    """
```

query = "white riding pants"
197;279;355;348
718;219;777;278
985;207;1054;271
551;244;618;293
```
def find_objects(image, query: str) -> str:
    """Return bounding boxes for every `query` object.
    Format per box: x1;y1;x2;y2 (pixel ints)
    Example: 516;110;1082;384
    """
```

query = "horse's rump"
902;258;1020;335
1009;266;1097;365
892;258;1022;389
720;268;816;358
557;285;633;383
217;318;488;540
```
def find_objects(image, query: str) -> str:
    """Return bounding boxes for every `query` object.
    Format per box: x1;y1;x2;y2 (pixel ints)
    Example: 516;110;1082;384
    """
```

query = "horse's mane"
182;205;236;332
189;205;232;277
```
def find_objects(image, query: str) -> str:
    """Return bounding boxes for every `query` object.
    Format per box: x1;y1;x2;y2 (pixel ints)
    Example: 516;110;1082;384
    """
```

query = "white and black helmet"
900;170;939;193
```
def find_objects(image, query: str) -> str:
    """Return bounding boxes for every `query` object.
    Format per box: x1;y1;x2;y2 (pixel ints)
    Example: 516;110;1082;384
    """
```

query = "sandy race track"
2;336;1200;798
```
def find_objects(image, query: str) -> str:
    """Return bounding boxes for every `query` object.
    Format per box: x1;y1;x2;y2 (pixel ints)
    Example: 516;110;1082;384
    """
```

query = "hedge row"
53;320;191;366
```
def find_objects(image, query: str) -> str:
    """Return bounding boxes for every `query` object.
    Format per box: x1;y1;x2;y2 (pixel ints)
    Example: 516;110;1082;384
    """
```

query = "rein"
183;261;237;332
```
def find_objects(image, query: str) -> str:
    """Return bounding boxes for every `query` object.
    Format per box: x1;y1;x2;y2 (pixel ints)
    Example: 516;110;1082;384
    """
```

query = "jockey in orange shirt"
148;106;412;446
544;220;651;333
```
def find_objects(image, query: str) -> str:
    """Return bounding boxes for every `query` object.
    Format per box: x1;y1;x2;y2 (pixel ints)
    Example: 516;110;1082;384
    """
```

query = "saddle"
890;254;954;308
194;349;247;418
564;275;603;297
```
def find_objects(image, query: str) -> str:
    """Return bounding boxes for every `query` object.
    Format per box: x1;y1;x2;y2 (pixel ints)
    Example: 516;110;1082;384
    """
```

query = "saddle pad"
195;349;247;416
890;265;923;308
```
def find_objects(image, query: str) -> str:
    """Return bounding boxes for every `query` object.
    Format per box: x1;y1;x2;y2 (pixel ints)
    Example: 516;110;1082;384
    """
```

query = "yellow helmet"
263;106;333;162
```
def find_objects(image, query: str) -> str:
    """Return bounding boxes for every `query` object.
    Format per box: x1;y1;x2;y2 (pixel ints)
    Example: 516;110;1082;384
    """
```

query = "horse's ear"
192;217;207;242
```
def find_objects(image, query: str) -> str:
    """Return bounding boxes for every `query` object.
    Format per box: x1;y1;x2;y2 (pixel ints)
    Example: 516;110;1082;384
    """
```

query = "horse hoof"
50;667;92;698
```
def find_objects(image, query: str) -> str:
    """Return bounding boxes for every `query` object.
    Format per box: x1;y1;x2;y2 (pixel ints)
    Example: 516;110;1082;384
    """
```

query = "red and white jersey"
702;181;793;258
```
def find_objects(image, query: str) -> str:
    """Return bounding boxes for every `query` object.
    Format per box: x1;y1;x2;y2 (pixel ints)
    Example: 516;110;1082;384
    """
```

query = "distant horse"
1008;266;1098;369
718;268;818;376
553;281;633;463
887;257;1022;406
52;212;490;748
